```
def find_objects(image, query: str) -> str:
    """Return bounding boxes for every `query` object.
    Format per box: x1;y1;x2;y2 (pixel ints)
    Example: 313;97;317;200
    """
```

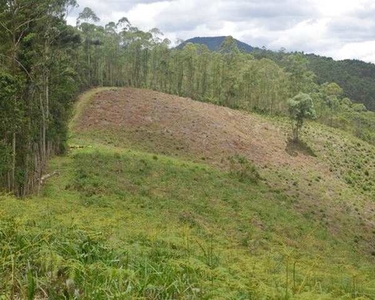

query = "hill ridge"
178;36;256;52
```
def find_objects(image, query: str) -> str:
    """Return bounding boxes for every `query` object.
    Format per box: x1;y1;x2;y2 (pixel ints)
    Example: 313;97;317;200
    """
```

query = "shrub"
228;155;260;183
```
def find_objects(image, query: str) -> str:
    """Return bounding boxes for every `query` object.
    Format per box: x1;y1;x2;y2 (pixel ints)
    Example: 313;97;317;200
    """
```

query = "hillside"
253;51;375;112
1;88;375;299
306;55;375;111
178;36;256;52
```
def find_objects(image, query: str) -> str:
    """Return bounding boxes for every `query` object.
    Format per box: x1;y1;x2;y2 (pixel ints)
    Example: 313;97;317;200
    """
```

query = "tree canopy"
287;93;316;141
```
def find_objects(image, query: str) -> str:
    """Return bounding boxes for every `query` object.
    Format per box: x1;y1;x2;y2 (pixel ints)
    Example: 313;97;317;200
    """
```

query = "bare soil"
77;88;323;171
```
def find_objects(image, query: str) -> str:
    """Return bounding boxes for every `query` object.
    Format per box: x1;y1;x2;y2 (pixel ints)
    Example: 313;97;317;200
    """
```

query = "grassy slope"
1;88;375;299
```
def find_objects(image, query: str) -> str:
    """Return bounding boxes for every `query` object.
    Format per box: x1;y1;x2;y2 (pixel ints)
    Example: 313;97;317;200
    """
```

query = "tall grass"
1;147;374;298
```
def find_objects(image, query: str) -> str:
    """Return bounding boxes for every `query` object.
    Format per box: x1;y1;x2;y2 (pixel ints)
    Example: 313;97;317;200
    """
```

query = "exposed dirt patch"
77;88;325;172
285;139;316;158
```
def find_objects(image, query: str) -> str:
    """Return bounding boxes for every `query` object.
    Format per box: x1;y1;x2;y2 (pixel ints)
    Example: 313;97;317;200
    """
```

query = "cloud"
327;18;375;42
326;40;375;62
68;0;375;63
217;0;318;20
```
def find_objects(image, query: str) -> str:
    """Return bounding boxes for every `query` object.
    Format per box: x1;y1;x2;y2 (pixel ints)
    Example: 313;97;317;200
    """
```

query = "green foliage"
228;155;261;183
0;143;374;298
180;37;375;114
352;103;367;112
341;97;352;109
0;141;11;177
77;7;100;24
323;82;343;97
288;93;316;141
0;0;82;195
307;55;375;111
0;72;21;132
282;54;316;95
219;36;240;53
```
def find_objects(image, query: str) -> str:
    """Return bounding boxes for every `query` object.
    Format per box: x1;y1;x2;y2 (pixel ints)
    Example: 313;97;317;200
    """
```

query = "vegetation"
1;89;375;299
0;0;82;196
1;3;375;195
306;55;375;111
183;36;375;113
1;3;375;299
288;93;316;142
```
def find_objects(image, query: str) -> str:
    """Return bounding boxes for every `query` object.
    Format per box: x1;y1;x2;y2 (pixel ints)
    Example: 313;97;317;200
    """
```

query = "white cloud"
331;40;375;62
68;0;375;63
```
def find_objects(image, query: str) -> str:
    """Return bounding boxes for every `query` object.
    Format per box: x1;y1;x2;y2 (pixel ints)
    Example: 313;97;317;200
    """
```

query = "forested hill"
255;50;375;111
178;36;256;52
182;36;375;111
306;55;375;111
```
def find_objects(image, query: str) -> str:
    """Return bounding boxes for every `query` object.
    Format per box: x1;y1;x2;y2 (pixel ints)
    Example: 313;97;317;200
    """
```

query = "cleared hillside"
75;88;375;251
1;88;375;299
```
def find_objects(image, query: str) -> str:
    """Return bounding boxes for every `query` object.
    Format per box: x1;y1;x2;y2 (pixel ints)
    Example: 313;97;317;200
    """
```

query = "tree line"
0;0;81;196
0;3;372;196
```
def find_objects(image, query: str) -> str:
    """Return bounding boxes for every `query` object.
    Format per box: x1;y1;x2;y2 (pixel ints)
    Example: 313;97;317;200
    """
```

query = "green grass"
1;89;375;299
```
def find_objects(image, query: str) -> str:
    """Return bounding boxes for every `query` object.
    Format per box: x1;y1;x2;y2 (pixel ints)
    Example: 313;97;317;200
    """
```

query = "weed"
228;155;261;183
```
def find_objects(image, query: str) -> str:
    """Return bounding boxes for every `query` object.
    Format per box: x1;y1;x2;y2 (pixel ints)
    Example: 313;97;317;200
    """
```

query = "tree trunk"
11;132;16;190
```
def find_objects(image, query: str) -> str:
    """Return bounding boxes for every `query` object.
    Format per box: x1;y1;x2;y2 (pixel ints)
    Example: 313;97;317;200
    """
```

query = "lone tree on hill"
288;93;316;142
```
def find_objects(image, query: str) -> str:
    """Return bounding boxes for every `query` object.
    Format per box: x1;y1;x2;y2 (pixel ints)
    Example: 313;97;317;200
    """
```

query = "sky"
67;0;375;63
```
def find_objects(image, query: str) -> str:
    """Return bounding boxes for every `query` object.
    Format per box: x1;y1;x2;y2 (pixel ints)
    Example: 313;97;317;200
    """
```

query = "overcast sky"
67;0;375;63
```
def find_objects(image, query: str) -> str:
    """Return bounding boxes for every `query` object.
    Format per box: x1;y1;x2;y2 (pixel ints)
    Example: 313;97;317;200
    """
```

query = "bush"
228;155;260;183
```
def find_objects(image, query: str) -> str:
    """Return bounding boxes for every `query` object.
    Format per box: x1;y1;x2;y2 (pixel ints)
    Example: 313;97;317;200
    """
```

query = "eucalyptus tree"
0;0;80;195
219;36;242;107
194;45;211;101
288;93;316;142
0;0;45;191
76;7;101;86
321;82;343;126
179;43;198;97
282;54;316;97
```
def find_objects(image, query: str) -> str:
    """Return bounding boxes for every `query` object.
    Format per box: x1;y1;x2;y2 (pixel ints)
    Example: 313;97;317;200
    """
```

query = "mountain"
178;36;256;52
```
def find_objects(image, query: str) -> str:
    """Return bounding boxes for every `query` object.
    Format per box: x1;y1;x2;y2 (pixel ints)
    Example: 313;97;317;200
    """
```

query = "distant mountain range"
178;36;257;52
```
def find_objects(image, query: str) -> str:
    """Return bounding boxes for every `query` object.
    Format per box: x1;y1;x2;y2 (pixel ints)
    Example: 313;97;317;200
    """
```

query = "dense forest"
184;36;375;113
0;0;82;196
253;50;375;112
306;55;375;111
1;1;375;196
